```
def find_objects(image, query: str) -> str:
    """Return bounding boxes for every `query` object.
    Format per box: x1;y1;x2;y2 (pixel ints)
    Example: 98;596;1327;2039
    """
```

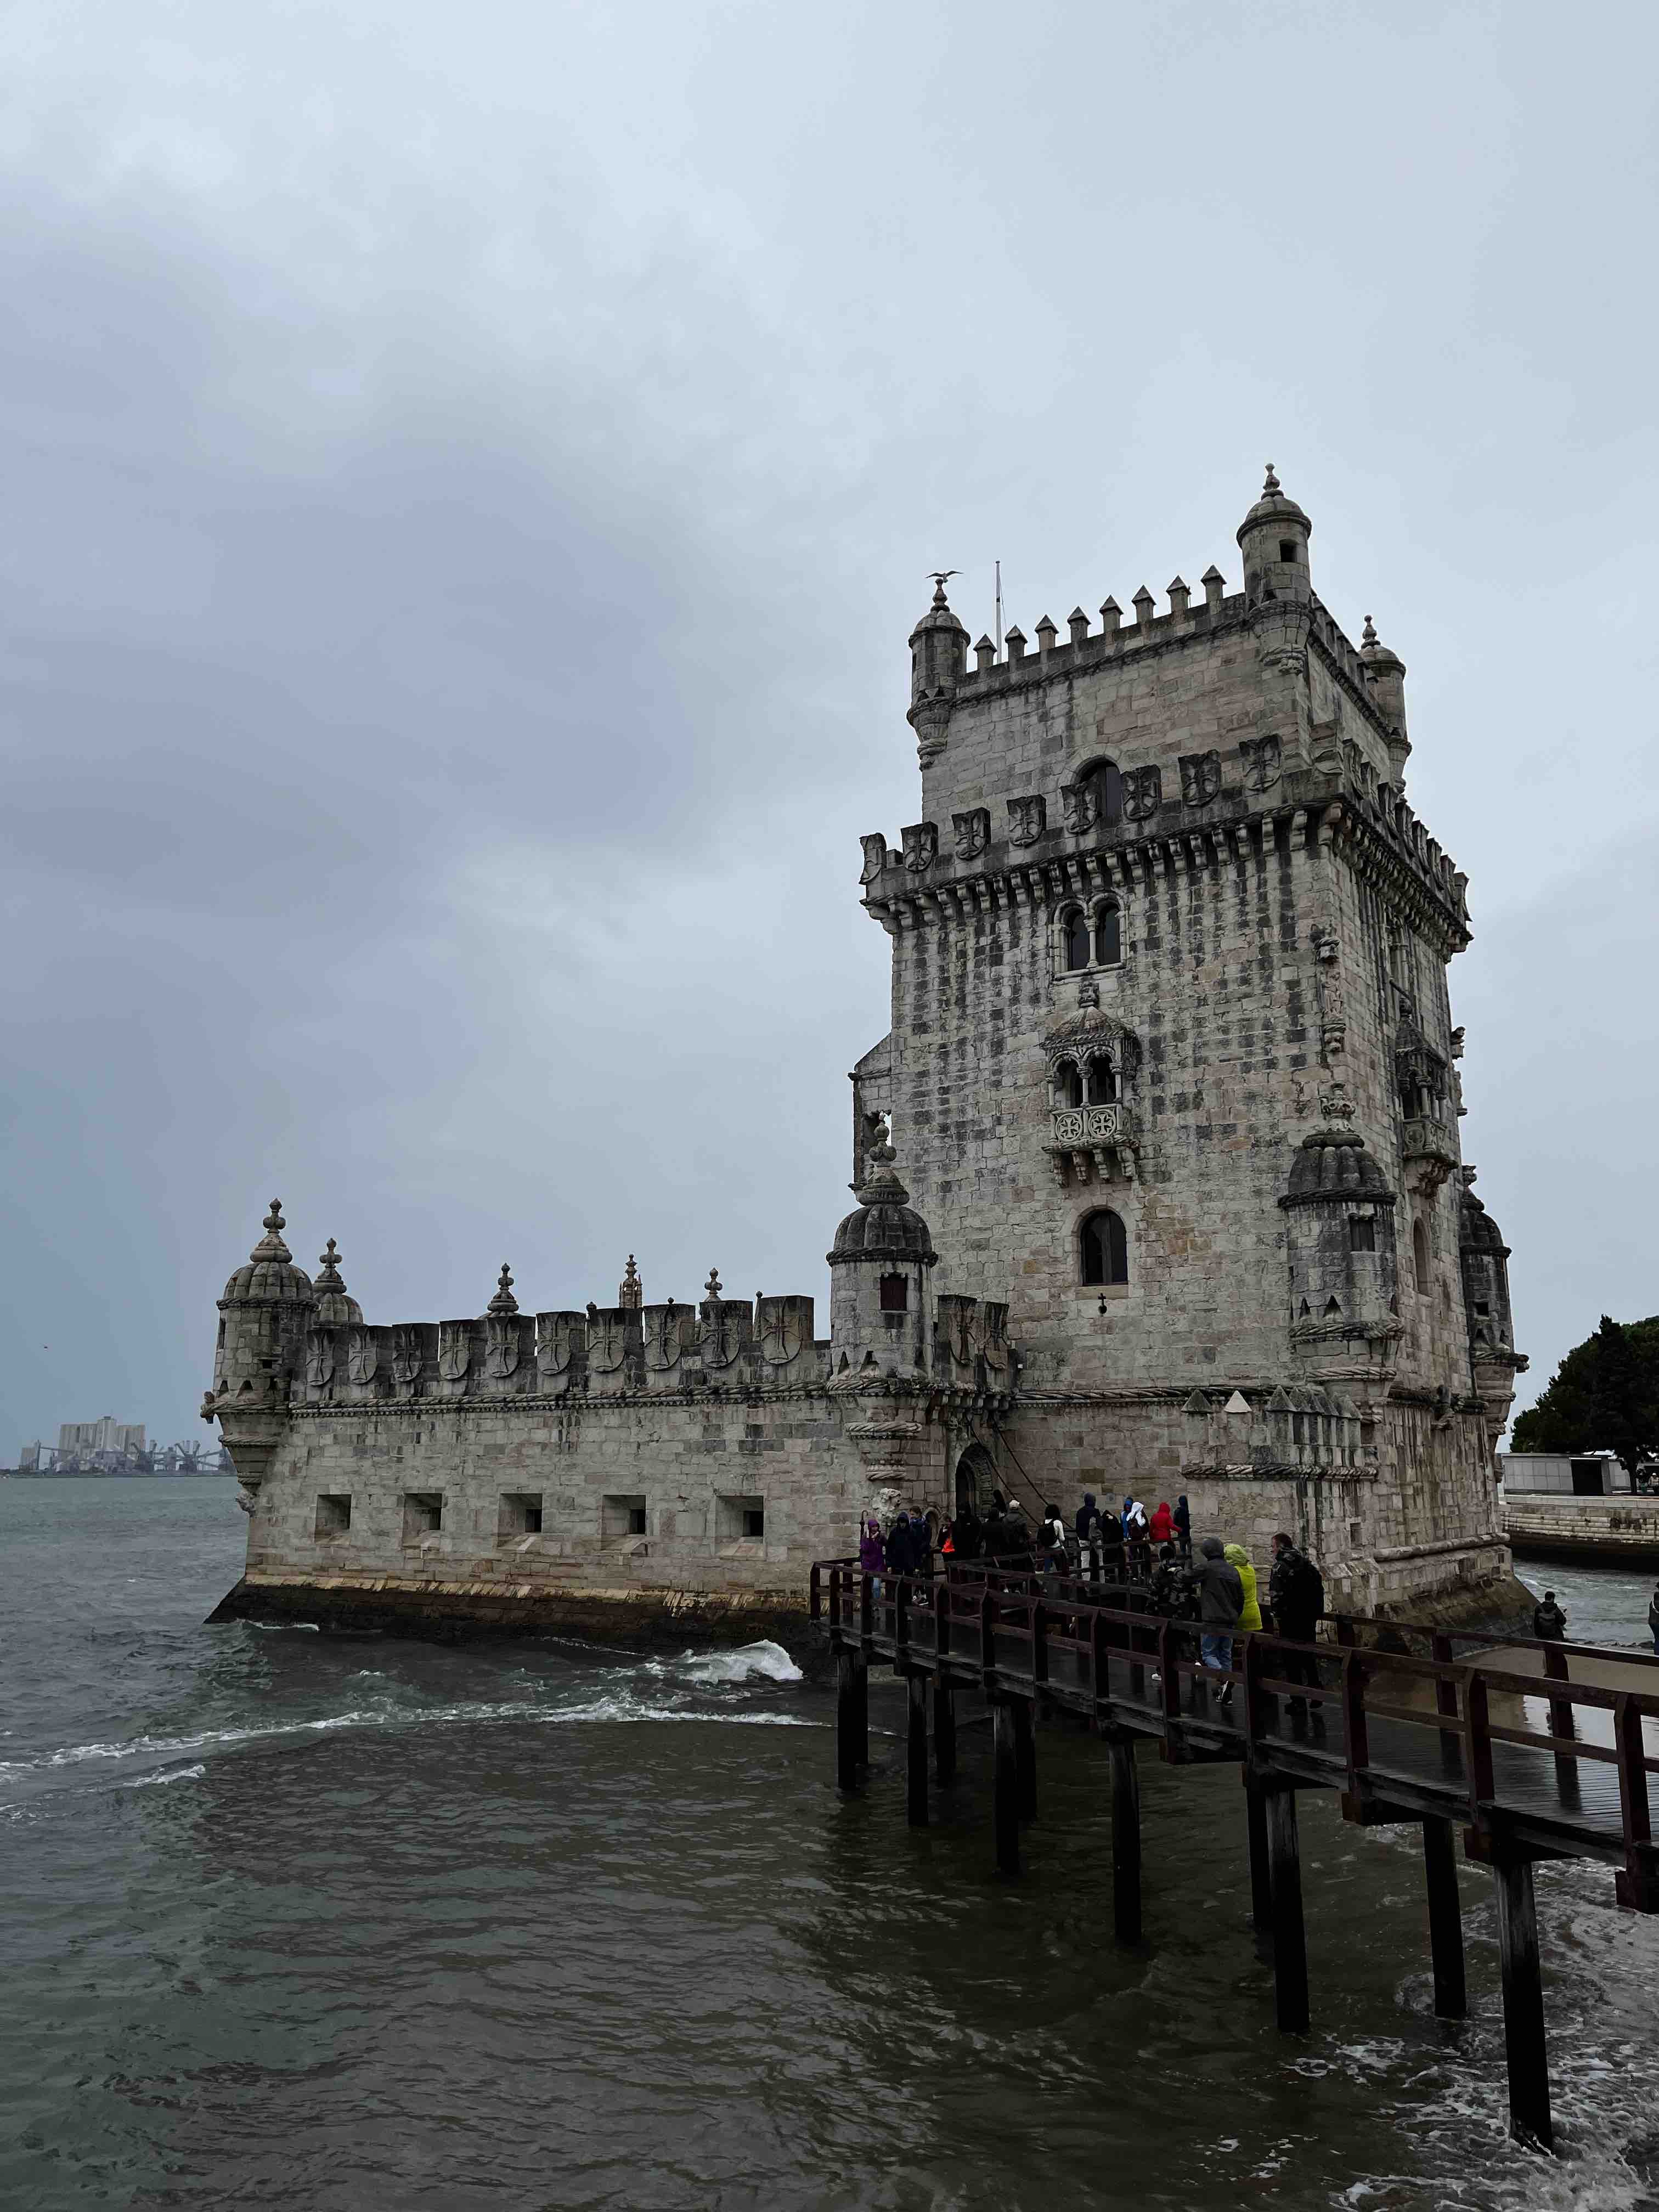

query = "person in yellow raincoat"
1223;1543;1263;1632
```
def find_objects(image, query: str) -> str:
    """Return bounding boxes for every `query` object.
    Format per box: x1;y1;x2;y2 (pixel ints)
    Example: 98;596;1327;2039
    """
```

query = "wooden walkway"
810;1558;1659;2153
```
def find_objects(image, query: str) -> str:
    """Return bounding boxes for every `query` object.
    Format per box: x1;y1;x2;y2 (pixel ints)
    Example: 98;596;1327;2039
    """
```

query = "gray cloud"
2;0;1656;1451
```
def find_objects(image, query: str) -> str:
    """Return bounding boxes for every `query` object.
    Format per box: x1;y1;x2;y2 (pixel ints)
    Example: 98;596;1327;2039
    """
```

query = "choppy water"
3;1480;1658;2211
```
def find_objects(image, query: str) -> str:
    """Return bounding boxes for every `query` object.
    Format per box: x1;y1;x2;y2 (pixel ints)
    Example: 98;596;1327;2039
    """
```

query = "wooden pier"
810;1559;1659;2152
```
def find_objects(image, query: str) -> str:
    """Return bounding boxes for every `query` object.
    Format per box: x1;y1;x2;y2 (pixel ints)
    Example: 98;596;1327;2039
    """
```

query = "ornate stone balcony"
1401;1113;1459;1194
1045;1103;1138;1187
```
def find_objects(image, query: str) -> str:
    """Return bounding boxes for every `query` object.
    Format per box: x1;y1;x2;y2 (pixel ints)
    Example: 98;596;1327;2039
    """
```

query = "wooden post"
1014;1699;1037;1821
992;1701;1021;1876
836;1649;864;1792
1245;1774;1273;1932
1492;1851;1553;2151
1110;1734;1142;1944
933;1678;956;1786
906;1674;929;1827
855;1649;869;1770
1423;1816;1466;2021
1265;1787;1310;2033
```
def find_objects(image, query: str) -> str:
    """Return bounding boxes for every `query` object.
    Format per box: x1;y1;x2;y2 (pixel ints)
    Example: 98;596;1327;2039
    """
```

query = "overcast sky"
2;0;1655;1454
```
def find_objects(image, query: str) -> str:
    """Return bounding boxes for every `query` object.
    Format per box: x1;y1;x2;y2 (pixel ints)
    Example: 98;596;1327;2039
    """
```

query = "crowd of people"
854;1492;1328;1696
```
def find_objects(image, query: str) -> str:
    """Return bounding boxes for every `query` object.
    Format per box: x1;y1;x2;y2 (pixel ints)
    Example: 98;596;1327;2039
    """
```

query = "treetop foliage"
1510;1314;1659;1462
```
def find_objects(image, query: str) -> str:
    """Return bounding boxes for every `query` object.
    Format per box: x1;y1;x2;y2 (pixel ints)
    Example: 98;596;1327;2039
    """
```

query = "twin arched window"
1062;900;1122;972
1080;1209;1128;1286
1053;1056;1118;1109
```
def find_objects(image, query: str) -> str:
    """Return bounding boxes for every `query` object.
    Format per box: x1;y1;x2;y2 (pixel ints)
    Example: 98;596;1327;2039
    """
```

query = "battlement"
952;574;1250;697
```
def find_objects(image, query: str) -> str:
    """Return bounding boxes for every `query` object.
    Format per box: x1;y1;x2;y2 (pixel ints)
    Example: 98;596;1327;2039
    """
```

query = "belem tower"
204;469;1528;1640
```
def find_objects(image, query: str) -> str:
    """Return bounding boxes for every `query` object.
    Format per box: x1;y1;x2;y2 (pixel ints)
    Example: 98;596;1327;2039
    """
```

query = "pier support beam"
992;1702;1021;1876
1493;1851;1553;2151
1265;1787;1310;2034
1423;1818;1466;2021
1014;1700;1037;1821
836;1651;865;1793
1245;1775;1273;1933
933;1680;956;1786
1110;1734;1142;1944
906;1675;929;1829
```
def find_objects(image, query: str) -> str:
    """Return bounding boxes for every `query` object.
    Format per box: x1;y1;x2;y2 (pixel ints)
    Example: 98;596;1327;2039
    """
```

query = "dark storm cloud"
1;0;1656;1450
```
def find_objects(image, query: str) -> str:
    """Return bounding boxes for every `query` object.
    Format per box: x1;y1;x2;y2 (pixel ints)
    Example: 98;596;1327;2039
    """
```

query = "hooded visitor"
1150;1501;1174;1544
859;1518;885;1573
1192;1536;1244;1626
890;1511;913;1576
1173;1495;1191;1535
1223;1543;1262;1632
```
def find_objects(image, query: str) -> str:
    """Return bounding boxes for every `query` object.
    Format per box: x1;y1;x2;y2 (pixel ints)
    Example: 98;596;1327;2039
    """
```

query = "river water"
3;1479;1657;2211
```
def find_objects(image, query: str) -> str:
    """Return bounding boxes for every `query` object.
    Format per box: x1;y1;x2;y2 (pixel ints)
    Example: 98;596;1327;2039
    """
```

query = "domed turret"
907;575;968;771
1360;613;1410;783
1235;462;1312;610
209;1202;315;1479
222;1200;314;1305
1279;1124;1401;1376
828;1146;938;1381
311;1238;362;1327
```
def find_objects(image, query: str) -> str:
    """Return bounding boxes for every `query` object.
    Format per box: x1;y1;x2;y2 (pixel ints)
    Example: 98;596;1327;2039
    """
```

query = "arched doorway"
954;1443;997;1518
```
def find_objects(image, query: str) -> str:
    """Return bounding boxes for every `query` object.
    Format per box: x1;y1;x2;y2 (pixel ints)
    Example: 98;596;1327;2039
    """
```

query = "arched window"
879;1272;908;1313
1063;909;1091;970
1081;759;1124;830
1093;901;1122;966
1412;1218;1430;1296
1054;1059;1084;1109
1086;1057;1116;1105
1080;1209;1128;1286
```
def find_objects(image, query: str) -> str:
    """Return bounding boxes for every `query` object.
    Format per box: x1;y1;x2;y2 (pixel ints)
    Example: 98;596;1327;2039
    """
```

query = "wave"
662;1639;804;1686
126;1763;207;1788
0;1681;821;1785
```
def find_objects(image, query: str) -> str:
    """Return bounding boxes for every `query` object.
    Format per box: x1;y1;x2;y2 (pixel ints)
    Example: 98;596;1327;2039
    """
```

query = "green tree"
1511;1313;1659;1462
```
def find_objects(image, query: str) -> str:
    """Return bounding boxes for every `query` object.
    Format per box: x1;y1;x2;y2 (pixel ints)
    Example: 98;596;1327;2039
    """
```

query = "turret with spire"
206;1199;314;1485
907;573;968;771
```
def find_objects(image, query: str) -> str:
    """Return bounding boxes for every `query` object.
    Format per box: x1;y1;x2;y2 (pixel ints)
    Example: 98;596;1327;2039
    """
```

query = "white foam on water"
245;1620;320;1632
668;1639;804;1686
127;1763;206;1788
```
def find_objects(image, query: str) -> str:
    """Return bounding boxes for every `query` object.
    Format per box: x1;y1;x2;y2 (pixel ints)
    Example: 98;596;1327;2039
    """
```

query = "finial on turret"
927;569;958;606
488;1263;518;1316
1263;461;1280;495
315;1238;346;1290
1362;614;1378;646
251;1201;292;1263
704;1267;723;1300
619;1254;642;1310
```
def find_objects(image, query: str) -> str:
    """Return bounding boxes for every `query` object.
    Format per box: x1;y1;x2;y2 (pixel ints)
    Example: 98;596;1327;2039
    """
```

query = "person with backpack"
1532;1590;1567;1641
1268;1531;1325;1708
1075;1491;1105;1579
1187;1537;1244;1707
1040;1501;1070;1578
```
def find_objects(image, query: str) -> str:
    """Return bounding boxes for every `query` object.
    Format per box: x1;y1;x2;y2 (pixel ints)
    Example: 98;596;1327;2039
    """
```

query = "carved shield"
391;1325;422;1385
644;1307;684;1371
304;1327;334;1390
981;1303;1010;1371
1239;734;1282;791
900;821;938;873
1007;793;1047;847
952;808;990;861
485;1316;519;1379
1121;765;1162;821
536;1313;577;1376
347;1328;377;1386
859;833;888;884
701;1304;738;1368
437;1322;470;1383
759;1306;804;1365
1179;751;1222;806
587;1312;626;1374
1060;780;1098;835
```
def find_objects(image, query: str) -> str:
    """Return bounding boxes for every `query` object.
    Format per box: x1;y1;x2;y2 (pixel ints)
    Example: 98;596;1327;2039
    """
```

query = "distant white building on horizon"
58;1417;146;1457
